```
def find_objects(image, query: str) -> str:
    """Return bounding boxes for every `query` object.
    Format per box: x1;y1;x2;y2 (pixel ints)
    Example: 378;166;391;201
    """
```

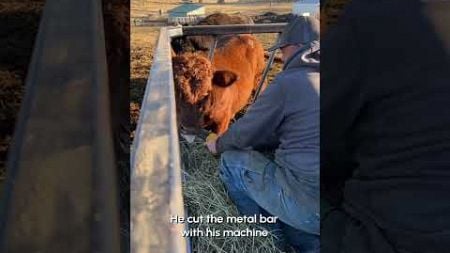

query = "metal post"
208;35;219;60
131;27;187;253
252;33;281;103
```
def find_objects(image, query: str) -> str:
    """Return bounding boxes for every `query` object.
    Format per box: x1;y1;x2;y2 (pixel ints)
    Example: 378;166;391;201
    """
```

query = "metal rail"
0;0;120;252
131;27;187;253
208;35;219;60
179;23;287;36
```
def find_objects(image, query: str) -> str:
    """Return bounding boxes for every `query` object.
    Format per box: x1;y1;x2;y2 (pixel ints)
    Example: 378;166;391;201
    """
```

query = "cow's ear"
212;70;239;87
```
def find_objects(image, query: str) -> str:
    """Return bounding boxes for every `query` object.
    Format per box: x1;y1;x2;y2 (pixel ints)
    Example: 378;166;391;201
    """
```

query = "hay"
179;138;285;253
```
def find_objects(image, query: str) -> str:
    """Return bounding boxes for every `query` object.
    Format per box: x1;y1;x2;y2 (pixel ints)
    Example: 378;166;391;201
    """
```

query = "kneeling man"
206;16;320;252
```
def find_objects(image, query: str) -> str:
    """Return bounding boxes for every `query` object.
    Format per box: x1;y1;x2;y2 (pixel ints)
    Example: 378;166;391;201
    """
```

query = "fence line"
168;16;204;25
131;27;187;253
180;23;287;36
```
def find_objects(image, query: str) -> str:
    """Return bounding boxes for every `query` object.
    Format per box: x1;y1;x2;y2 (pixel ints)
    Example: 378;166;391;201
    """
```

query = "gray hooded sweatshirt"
217;42;320;211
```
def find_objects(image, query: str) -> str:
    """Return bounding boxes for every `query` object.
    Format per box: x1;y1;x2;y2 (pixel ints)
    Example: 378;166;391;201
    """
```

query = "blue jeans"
219;150;320;253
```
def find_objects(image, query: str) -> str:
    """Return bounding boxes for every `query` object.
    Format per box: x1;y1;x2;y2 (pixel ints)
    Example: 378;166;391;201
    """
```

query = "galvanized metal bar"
208;35;219;60
180;23;287;36
168;26;183;38
131;27;187;253
0;0;120;252
252;33;282;103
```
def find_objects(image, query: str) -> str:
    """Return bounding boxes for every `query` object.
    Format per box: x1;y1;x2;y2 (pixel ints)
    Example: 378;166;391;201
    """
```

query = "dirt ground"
130;26;160;140
132;1;292;18
0;1;45;190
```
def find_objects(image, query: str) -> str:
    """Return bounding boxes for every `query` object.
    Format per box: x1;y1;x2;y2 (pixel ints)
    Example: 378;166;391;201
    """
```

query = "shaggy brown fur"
173;35;265;135
173;53;214;105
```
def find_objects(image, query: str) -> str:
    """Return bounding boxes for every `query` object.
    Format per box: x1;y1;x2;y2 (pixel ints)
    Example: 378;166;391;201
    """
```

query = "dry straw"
179;139;286;253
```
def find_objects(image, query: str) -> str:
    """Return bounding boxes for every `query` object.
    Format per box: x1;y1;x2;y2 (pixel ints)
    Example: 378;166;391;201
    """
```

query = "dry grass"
180;139;286;253
131;27;159;86
130;26;159;140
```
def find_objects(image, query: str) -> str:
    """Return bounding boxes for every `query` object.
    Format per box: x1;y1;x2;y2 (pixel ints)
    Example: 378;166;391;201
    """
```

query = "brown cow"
173;34;265;135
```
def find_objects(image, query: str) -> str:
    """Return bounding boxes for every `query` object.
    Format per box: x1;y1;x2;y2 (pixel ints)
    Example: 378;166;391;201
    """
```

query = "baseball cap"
268;15;320;52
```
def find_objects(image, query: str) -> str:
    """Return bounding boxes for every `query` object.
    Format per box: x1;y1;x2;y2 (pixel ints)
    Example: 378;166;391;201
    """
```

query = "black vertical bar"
252;33;281;103
208;35;219;60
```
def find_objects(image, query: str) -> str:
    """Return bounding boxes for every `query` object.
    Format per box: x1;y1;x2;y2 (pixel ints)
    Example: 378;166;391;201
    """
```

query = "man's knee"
219;150;261;191
219;150;246;181
220;150;250;172
221;150;248;163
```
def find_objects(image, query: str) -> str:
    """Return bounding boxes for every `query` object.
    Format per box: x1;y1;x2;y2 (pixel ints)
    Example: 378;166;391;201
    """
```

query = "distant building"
168;3;206;24
293;0;319;17
193;0;239;3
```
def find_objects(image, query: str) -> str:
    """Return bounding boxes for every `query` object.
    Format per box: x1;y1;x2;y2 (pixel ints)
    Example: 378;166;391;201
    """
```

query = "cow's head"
172;53;238;134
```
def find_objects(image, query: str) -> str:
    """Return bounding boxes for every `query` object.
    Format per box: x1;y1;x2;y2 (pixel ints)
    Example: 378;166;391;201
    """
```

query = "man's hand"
205;133;219;154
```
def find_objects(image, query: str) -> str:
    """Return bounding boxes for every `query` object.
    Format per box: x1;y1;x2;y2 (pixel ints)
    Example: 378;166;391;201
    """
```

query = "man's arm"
216;79;285;153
